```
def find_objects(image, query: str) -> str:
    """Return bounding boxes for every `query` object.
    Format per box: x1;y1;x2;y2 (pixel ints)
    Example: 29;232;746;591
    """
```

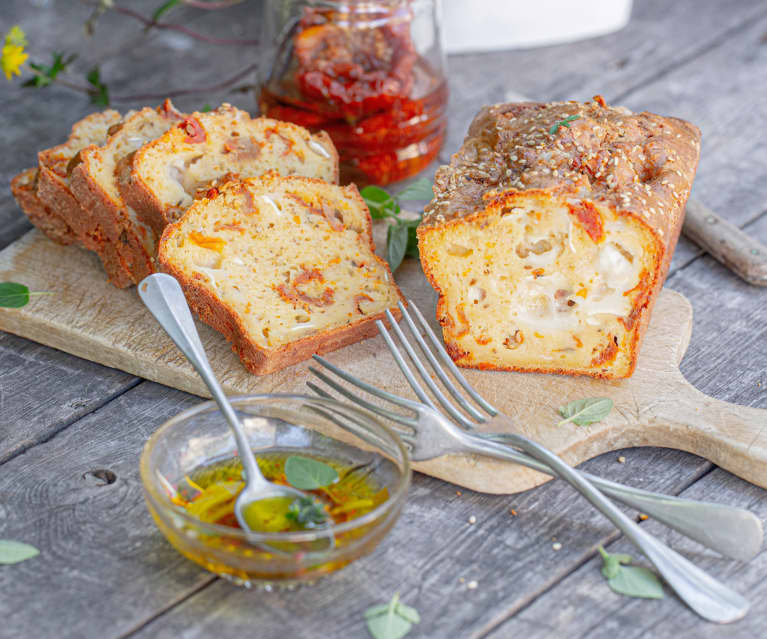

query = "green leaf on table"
284;455;338;490
200;103;212;112
361;185;400;219
285;496;328;527
0;540;39;564
86;66;109;106
387;222;409;273
365;592;420;639
557;397;613;426
395;177;434;202
598;546;664;599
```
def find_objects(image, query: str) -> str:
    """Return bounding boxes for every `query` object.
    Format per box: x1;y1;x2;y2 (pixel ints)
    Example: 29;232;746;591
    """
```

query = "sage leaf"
396;177;434;202
609;565;665;599
0;540;39;564
361;185;400;219
284;455;338;490
387;222;409;272
598;545;664;599
403;218;420;259
365;593;420;639
557;397;613;426
0;282;29;308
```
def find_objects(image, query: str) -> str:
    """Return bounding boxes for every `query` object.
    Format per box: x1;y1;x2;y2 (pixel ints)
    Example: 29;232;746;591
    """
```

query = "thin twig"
109;61;260;103
112;6;259;46
183;0;245;9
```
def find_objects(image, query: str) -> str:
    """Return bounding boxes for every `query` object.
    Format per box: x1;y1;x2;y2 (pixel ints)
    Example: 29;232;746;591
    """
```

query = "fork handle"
481;433;762;562
461;430;749;623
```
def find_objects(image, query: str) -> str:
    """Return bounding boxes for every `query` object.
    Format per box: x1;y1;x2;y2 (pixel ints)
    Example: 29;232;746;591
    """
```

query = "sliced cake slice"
158;173;403;375
70;100;186;285
34;108;138;288
121;103;339;236
418;98;701;379
11;168;75;245
36;109;122;248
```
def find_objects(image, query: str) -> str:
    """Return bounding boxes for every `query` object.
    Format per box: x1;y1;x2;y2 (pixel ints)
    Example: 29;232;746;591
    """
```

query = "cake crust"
418;97;701;378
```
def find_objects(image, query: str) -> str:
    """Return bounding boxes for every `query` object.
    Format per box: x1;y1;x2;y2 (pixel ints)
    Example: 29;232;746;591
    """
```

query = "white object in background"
442;0;633;53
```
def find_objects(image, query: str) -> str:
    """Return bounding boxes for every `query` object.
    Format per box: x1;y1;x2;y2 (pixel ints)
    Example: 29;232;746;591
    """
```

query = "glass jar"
258;0;448;185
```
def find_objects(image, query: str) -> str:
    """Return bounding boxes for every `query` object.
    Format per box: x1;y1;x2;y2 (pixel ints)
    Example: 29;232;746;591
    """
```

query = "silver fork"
308;301;754;624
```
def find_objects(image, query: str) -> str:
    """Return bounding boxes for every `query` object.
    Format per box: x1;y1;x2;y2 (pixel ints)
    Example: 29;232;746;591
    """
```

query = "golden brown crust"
419;97;701;379
157;174;403;375
10;168;76;245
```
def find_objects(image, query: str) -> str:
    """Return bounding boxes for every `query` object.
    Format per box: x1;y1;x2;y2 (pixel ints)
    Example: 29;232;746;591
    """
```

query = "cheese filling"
423;200;658;373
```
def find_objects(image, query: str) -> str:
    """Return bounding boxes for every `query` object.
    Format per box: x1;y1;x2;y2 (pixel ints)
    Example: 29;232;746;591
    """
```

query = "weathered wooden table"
1;1;766;636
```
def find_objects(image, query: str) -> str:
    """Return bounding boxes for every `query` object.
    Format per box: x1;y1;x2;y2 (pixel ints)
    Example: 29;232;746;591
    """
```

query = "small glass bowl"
140;394;411;589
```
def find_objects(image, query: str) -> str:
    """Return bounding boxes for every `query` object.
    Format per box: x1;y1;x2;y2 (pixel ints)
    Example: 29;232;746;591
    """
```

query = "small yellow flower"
5;25;27;48
2;44;28;80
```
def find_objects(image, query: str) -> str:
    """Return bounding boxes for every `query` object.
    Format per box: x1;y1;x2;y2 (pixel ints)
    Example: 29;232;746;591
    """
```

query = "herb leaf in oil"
0;540;39;564
286;496;328;527
598;545;664;599
557;397;613;426
365;592;420;639
284;455;338;490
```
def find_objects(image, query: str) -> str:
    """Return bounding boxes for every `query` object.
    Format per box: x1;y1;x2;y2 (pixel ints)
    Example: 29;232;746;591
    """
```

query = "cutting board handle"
650;372;767;488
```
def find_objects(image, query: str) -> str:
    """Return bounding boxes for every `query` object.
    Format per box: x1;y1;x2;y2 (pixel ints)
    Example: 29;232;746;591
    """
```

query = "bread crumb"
467;580;478;590
552;542;562;551
468;515;477;525
617;456;626;463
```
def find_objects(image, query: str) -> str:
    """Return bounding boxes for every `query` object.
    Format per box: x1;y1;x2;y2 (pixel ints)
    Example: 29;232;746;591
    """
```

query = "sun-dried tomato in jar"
259;0;447;185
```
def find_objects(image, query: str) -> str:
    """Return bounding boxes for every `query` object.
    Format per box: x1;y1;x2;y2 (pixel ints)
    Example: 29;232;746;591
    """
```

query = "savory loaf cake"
11;168;75;245
418;97;701;378
36;109;122;249
158;173;403;375
70;100;185;285
122;104;339;236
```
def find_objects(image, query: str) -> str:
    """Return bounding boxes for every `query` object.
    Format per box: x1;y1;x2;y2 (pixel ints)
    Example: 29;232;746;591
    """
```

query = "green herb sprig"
360;177;434;273
285;496;328;527
284;455;339;490
0;282;50;308
86;66;109;106
549;114;581;135
0;540;39;564
598;545;664;599
557;397;613;426
365;592;420;639
22;52;76;88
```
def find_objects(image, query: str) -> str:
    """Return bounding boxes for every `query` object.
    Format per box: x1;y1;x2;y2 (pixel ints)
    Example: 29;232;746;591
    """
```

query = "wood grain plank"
0;331;138;463
0;381;215;639
485;466;767;639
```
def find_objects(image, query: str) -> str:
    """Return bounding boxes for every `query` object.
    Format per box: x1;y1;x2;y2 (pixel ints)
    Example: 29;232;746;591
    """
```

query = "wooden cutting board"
1;229;765;493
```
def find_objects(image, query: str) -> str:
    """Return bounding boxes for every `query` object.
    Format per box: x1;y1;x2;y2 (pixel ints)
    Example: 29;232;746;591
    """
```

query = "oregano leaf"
598;545;664;599
361;185;400;219
557;397;613;426
395;177;433;202
0;540;39;564
0;282;29;308
284;455;338;490
387;222;409;273
365;593;420;639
